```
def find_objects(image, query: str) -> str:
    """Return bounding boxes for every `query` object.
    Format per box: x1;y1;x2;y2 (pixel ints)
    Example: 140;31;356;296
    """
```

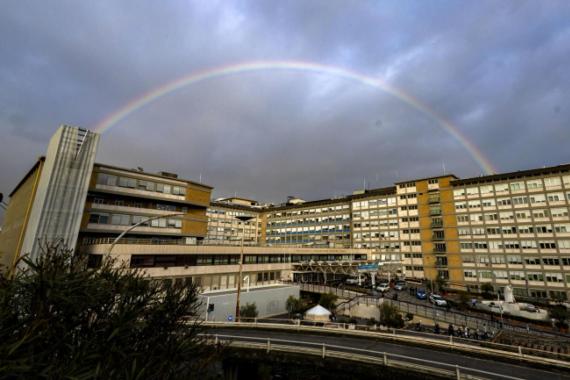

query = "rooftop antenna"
363;177;367;190
199;173;202;183
442;161;446;175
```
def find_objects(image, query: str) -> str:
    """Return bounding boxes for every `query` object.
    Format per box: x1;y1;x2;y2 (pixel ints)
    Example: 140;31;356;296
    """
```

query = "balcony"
431;222;443;228
431;234;445;241
429;209;442;216
428;196;440;204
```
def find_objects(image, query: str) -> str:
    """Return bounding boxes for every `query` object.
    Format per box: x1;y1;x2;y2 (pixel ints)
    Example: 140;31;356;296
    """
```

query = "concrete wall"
0;161;43;272
199;285;300;321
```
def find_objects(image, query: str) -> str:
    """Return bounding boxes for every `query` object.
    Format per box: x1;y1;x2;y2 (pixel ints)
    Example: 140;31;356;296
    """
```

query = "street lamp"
106;212;186;256
235;215;254;322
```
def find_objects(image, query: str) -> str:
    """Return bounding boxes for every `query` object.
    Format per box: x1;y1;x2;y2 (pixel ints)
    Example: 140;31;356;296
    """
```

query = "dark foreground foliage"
0;242;215;379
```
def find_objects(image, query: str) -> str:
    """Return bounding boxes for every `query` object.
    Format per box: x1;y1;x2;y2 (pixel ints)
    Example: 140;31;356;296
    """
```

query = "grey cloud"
1;0;570;221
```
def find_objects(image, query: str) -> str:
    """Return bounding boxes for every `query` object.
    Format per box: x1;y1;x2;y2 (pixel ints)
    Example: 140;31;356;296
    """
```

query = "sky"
1;0;569;212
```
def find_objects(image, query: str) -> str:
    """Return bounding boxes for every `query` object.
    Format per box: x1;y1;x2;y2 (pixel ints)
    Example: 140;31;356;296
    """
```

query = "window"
526;180;543;190
544;177;561;189
524;257;541;265
89;213;109;224
97;173;117;186
507;255;522;264
111;214;130;225
494;183;509;193
466;187;479;196
542;257;560;266
539;241;557;249
453;189;465;198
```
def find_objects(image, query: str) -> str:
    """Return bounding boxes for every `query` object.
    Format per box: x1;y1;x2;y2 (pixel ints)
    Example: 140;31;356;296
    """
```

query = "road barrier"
202;319;570;368
205;333;530;380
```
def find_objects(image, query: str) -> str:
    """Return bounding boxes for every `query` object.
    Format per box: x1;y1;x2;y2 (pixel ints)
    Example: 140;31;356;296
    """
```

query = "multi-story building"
204;198;263;246
264;198;352;248
1;126;372;297
0;126;99;270
3;126;570;301
450;166;570;300
80;162;213;249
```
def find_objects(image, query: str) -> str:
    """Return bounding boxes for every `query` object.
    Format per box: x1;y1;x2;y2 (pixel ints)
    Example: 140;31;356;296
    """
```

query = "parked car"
523;304;538;313
376;282;390;292
416;289;427;300
345;277;360;285
429;294;448;307
394;281;406;291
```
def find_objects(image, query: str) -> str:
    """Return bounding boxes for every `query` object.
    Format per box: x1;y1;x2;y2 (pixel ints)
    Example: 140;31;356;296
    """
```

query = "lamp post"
235;215;254;322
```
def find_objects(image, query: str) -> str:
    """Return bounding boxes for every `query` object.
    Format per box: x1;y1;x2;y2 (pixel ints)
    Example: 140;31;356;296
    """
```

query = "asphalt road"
207;327;570;380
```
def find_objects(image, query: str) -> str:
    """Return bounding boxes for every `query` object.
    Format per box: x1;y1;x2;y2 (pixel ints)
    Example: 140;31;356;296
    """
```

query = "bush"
0;242;215;379
318;292;338;310
481;282;494;299
550;305;569;329
240;302;259;318
378;303;404;328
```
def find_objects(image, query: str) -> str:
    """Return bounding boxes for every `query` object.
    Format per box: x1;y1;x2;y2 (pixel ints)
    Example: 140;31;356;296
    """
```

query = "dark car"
416;289;427;300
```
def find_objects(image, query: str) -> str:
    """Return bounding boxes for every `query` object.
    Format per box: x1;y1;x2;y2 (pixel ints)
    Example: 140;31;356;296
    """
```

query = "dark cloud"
1;0;569;217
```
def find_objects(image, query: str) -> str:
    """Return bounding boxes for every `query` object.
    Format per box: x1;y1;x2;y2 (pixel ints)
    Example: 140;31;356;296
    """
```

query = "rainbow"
93;60;496;174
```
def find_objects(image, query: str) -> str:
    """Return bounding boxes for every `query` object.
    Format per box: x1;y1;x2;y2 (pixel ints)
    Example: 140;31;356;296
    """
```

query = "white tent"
304;304;332;322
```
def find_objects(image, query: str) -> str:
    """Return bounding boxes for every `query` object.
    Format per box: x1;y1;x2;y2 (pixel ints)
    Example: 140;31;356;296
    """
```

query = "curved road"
207;327;570;380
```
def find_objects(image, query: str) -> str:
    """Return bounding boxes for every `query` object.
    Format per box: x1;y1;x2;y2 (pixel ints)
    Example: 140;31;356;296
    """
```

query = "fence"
202;319;570;363
204;332;549;379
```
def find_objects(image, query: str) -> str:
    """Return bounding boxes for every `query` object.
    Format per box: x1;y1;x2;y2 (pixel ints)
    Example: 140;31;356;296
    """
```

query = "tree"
240;302;259;319
286;295;302;316
550;305;569;330
318;292;338;311
481;282;494;299
0;241;215;379
378;303;404;328
435;275;447;293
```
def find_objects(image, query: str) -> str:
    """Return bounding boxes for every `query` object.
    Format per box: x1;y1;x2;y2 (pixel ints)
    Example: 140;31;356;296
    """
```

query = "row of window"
453;176;570;198
456;209;565;223
464;270;568;283
92;197;189;212
89;212;182;228
460;240;570;251
97;173;186;196
267;215;350;228
458;224;570;236
268;205;350;218
456;194;569;210
463;255;570;265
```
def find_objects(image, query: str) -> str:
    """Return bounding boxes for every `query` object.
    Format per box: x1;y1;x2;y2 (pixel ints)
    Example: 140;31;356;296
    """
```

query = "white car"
376;282;390;292
394;281;406;291
345;277;360;285
429;294;447;307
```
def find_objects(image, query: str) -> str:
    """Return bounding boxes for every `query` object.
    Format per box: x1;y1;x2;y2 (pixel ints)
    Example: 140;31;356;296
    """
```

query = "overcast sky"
1;1;569;212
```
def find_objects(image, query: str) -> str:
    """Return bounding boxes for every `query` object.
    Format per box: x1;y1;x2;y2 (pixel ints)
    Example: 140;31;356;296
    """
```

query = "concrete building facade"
3;126;570;301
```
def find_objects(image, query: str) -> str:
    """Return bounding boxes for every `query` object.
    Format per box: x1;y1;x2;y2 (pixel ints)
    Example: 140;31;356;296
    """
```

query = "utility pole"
235;215;254;321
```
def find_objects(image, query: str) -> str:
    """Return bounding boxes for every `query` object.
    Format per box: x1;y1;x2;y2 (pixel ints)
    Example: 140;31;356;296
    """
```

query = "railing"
202;320;570;365
296;283;569;340
206;334;522;379
298;283;365;299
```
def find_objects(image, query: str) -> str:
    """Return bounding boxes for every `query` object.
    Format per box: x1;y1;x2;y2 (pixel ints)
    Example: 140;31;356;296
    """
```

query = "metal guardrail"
205;333;527;380
202;320;570;366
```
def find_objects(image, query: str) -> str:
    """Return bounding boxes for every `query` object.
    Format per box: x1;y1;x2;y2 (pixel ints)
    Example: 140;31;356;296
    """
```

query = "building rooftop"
451;163;570;186
94;162;213;190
